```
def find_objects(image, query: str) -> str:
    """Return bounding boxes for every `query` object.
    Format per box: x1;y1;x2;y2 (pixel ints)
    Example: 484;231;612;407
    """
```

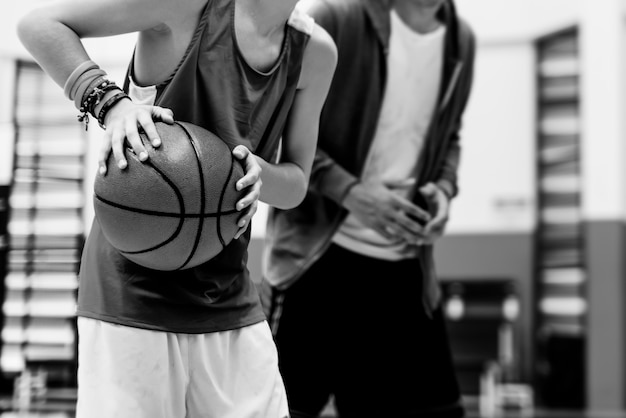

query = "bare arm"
257;23;337;209
17;0;204;88
210;23;337;238
17;0;205;173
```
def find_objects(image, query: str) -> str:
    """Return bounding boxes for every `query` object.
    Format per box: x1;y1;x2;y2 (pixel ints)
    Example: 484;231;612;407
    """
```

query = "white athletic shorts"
76;317;288;418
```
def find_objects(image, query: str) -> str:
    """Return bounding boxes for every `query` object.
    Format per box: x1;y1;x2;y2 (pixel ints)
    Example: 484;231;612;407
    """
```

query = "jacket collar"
363;0;393;54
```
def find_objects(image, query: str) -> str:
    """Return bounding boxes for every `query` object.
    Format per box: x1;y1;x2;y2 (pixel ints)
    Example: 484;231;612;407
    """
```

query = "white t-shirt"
128;78;157;105
333;10;446;260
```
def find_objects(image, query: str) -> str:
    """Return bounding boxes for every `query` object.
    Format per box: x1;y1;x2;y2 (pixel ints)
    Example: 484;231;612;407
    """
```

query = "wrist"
342;181;362;211
434;180;454;201
99;94;132;128
98;92;131;129
92;89;122;116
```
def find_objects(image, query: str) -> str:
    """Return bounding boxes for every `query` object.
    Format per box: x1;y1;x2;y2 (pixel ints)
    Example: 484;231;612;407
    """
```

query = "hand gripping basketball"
93;121;247;270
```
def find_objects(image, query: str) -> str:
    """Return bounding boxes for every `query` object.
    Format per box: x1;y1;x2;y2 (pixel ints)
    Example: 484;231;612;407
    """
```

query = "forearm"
257;157;308;210
258;20;337;210
18;12;91;88
17;0;190;89
19;16;127;131
435;136;460;199
309;149;358;206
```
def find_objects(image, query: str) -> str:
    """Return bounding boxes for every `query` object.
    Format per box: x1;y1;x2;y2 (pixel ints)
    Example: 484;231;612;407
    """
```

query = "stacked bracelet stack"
63;60;130;130
97;92;130;129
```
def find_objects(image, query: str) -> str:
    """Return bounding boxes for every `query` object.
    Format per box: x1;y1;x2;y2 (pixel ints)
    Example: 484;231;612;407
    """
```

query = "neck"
392;0;443;34
239;0;298;37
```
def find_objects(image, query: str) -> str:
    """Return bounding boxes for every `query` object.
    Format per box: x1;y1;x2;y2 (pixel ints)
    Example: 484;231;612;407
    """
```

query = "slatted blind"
0;186;8;382
534;28;586;407
536;28;586;337
1;61;87;385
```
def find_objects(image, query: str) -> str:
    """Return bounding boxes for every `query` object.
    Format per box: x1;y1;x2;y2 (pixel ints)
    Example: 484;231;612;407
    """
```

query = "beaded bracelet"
87;82;120;114
77;79;111;129
71;68;106;103
97;91;130;129
78;79;120;130
74;75;107;110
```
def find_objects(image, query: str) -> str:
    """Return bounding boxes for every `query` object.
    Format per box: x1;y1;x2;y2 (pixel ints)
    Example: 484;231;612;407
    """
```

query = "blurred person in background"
16;0;336;417
261;0;476;417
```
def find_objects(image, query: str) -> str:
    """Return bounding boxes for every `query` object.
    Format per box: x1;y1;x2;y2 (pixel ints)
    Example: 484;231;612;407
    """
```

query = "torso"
133;0;292;86
333;10;446;260
234;3;286;74
134;0;206;86
77;0;315;334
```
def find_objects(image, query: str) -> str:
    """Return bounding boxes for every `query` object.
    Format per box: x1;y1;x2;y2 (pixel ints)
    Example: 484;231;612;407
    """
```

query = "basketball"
93;121;246;271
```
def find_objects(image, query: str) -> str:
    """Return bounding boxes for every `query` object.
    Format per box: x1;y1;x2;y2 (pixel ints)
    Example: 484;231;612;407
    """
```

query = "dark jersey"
77;0;312;333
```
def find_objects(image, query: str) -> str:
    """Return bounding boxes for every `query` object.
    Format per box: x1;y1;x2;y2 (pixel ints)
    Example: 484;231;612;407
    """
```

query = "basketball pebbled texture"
93;121;246;271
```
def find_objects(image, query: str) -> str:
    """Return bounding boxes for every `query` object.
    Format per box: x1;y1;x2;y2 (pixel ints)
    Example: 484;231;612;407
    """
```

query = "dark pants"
266;244;465;418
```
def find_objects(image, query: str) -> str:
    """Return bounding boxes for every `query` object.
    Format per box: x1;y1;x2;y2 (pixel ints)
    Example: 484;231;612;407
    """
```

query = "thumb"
232;145;249;160
385;178;416;190
419;182;438;197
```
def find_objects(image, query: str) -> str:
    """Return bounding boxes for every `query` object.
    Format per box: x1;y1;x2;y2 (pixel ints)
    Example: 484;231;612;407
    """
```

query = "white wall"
579;0;626;222
456;0;578;45
456;0;626;227
446;43;537;234
445;0;581;234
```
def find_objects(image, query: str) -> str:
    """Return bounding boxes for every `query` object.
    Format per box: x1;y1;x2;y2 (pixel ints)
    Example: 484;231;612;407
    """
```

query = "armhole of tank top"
124;50;157;106
156;0;213;88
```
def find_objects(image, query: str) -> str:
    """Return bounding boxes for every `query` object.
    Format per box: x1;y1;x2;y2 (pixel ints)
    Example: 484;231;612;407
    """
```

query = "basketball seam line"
106;158;187;256
93;194;239;218
216;153;237;248
175;121;208;270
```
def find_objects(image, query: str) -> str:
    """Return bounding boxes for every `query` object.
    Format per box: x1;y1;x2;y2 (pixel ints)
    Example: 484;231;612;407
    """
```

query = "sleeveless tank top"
76;0;313;333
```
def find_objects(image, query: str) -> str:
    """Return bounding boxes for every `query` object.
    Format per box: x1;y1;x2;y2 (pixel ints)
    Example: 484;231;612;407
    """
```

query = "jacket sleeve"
436;21;476;200
309;148;359;204
302;0;360;205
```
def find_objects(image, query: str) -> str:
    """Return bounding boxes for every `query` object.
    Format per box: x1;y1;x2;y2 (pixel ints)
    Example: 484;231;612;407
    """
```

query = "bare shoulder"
298;22;338;89
309;22;338;59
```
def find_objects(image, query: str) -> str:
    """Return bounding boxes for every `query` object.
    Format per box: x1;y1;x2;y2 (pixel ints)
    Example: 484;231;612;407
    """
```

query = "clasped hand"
343;179;450;246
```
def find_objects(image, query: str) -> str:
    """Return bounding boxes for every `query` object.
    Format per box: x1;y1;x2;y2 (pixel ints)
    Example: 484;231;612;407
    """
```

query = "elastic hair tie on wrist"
70;68;106;102
63;60;99;99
